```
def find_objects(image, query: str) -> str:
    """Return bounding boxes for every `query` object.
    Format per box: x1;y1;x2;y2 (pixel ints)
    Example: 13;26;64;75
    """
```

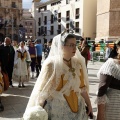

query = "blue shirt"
35;44;42;56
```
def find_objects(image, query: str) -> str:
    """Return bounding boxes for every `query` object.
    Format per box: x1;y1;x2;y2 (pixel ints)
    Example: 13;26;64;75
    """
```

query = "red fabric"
88;51;91;60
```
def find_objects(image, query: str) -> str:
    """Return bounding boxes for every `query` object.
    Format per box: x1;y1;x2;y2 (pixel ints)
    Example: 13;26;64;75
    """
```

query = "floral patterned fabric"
45;95;88;120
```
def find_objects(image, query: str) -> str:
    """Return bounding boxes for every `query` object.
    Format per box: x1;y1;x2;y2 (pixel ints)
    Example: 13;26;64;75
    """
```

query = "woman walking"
13;41;31;87
96;39;120;120
24;31;93;119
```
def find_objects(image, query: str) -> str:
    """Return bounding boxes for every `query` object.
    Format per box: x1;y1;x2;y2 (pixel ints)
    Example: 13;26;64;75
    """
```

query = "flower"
23;106;48;120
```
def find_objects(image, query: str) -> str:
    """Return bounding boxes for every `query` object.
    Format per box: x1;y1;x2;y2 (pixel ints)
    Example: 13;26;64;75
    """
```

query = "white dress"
12;48;31;82
43;59;88;120
24;57;89;120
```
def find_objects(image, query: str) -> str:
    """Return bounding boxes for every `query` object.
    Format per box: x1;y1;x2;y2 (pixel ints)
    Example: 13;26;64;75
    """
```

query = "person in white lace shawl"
13;41;31;87
23;31;93;120
96;39;120;120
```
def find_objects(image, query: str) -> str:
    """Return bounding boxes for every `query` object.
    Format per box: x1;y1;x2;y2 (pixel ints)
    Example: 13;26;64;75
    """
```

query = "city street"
0;61;104;120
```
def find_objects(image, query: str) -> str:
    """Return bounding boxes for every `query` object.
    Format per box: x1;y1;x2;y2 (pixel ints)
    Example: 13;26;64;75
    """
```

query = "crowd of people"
0;31;120;120
0;37;50;112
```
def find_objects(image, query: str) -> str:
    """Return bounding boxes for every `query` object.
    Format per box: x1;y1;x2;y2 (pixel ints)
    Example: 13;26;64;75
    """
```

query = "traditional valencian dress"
23;33;90;120
13;47;31;83
43;58;88;120
24;57;89;120
96;58;120;120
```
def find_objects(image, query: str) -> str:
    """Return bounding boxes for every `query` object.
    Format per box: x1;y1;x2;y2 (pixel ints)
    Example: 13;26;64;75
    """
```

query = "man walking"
0;37;15;87
35;39;42;77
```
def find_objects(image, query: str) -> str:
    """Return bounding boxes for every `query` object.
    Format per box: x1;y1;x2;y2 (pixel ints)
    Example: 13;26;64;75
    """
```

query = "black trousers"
31;57;36;72
5;64;14;85
36;56;42;76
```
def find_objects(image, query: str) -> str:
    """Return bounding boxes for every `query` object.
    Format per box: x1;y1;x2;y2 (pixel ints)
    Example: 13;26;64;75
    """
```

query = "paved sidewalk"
0;61;104;120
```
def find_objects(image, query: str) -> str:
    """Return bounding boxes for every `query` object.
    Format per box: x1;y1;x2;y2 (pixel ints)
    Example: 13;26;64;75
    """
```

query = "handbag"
1;72;9;91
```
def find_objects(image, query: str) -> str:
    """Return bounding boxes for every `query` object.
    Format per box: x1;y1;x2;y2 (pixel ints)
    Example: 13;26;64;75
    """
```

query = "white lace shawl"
24;33;89;114
97;58;120;80
14;47;31;65
96;58;120;104
25;56;88;111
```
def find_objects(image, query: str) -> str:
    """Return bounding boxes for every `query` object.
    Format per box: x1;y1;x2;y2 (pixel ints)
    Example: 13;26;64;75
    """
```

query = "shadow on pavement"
89;81;99;83
0;95;28;118
89;93;97;97
88;74;97;77
88;68;99;70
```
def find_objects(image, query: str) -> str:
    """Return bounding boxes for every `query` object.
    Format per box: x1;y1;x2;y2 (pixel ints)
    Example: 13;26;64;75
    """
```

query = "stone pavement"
0;61;104;120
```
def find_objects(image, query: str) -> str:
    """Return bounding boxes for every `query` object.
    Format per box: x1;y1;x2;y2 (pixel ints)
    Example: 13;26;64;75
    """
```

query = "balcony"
38;32;41;36
57;29;61;34
66;16;70;21
58;18;61;22
75;14;79;19
51;19;54;24
11;4;17;8
75;28;79;33
38;22;41;26
44;21;47;25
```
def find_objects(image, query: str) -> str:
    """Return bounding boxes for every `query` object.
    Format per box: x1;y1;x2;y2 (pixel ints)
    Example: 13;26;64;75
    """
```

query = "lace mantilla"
95;94;109;105
97;58;120;80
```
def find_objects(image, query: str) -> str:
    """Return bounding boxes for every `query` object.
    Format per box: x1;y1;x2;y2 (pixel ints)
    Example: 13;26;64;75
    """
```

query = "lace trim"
97;58;120;80
95;94;109;105
61;59;83;95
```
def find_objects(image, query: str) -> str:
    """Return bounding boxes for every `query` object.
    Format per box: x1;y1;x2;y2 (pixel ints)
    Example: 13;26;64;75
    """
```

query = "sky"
23;0;32;9
23;0;47;9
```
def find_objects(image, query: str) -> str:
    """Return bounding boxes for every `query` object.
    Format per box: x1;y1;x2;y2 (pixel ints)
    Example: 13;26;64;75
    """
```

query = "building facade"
22;9;36;41
96;0;120;41
0;0;22;42
32;0;97;44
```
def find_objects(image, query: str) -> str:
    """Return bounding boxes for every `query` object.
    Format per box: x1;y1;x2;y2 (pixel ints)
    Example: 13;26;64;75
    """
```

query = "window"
45;27;47;35
39;6;47;12
51;26;54;35
41;26;44;34
51;1;61;6
30;30;32;33
12;2;16;8
13;18;17;27
75;8;80;19
66;0;69;4
38;18;41;26
25;22;27;25
38;28;41;36
66;23;69;32
30;23;32;25
75;22;79;33
58;13;61;22
58;25;61;34
44;16;47;25
51;15;54;24
66;11;70;21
